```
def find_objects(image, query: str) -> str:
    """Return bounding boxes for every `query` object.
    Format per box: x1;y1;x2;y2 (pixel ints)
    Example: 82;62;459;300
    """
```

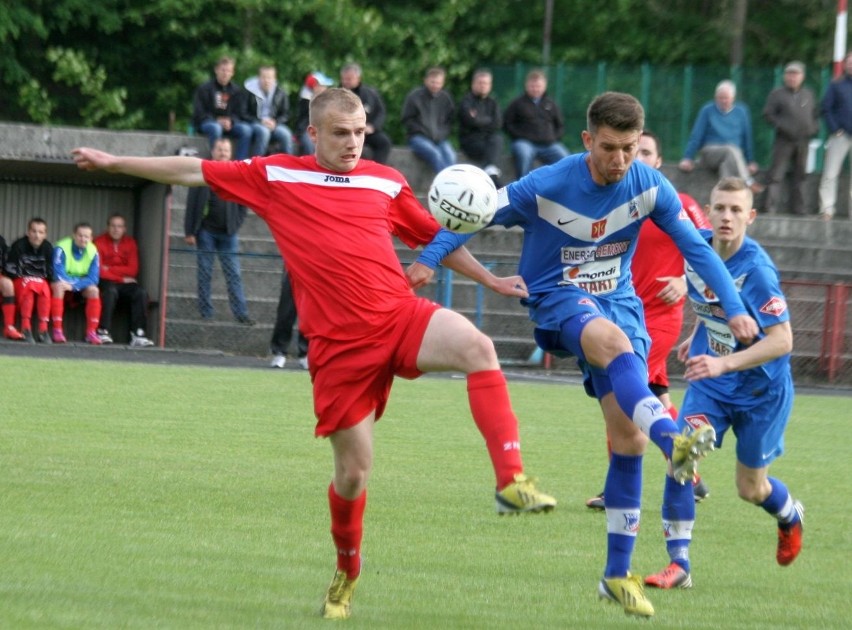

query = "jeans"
299;131;315;156
408;135;456;173
195;228;249;320
251;123;295;156
511;139;569;178
819;132;852;217
199;120;253;160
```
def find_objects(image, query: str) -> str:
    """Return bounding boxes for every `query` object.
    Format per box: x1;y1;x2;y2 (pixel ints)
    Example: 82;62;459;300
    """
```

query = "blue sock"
607;352;679;457
661;475;695;572
604;453;642;578
760;477;800;527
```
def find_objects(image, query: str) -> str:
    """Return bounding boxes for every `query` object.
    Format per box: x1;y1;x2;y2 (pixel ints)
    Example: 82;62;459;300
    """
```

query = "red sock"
667;405;678;421
36;295;50;332
328;484;365;579
2;299;15;329
18;291;34;330
467;370;523;489
51;297;65;331
85;297;102;334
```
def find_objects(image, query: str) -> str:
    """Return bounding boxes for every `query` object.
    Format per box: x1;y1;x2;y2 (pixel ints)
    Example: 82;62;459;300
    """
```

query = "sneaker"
21;329;35;344
97;328;113;344
298;356;309;370
36;330;52;344
777;500;804;566
585;491;605;511
130;330;154;348
598;573;655;617
270;353;286;369
321;569;359;620
4;325;24;341
495;473;556;515
671;425;716;484
236;315;256;326
693;477;710;503
644;562;693;589
85;330;102;345
52;329;67;344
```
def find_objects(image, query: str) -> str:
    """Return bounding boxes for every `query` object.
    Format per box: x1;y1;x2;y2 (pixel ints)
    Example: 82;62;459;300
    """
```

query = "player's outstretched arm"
684;321;791;381
441;247;528;298
72;148;206;187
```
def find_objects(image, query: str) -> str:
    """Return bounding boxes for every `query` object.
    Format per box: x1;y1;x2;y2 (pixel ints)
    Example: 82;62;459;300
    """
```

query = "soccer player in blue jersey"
409;92;759;618
644;177;803;591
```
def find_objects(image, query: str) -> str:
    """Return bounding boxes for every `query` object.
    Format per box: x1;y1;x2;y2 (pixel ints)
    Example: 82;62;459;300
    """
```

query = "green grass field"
1;355;849;629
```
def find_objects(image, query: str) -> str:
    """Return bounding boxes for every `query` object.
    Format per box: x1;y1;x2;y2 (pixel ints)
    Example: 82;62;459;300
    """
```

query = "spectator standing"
269;263;308;369
679;80;763;192
645;177;803;590
192;56;253;160
4;217;54;343
401;66;457;174
184;138;253;325
294;71;335;155
73;88;556;622
1;234;24;340
93;213;155;347
818;51;852;221
244;65;295;157
458;68;505;187
762;62;819;215
51;222;102;344
502;69;569;179
339;62;392;164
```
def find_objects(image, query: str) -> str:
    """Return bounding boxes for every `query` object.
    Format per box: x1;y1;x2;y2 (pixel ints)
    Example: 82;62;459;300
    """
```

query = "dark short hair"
28;217;47;230
73;222;92;233
586;92;645;134
640;130;662;157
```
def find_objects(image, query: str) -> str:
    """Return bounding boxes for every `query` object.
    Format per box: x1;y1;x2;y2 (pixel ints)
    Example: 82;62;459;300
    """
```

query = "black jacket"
401;86;455;142
192;77;251;129
503;93;565;144
4;235;55;280
349;83;388;132
185;186;247;237
245;82;291;125
458;91;503;143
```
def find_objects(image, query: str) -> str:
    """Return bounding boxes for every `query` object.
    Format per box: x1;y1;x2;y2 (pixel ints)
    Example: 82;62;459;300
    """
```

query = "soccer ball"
427;164;498;233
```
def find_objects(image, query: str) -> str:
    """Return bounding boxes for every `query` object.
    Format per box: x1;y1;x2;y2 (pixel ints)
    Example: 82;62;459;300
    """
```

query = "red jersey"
93;232;139;283
201;155;440;341
631;192;710;319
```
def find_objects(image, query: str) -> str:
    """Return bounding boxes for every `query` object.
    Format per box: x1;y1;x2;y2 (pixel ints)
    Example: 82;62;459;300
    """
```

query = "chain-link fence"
160;249;851;388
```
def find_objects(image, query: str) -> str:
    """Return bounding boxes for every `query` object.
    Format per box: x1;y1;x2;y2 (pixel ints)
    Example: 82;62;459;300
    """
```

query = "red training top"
93;232;139;283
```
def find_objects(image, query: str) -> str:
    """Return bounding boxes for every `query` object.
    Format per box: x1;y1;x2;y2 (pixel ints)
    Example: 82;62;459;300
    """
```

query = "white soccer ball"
427;164;498;233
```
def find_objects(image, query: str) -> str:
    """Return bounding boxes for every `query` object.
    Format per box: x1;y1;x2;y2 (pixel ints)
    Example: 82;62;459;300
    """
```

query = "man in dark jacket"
818;51;852;220
244;65;295;157
458;68;505;186
184;138;253;324
4;217;53;343
192;56;253;160
762;61;819;215
401;66;456;174
340;63;392;164
503;69;569;178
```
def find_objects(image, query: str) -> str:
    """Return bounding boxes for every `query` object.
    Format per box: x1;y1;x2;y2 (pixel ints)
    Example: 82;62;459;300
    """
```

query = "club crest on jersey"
703;286;717;300
578;297;595;307
683;414;710;431
628;200;640;220
663;522;673;539
591;219;607;238
622;513;640;533
759;296;787;317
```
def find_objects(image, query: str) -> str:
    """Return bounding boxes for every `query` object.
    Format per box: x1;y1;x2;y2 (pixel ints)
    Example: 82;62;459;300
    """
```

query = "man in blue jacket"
818;51;852;220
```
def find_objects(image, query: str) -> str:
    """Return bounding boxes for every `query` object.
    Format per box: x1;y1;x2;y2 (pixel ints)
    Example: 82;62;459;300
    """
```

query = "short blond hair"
711;176;753;208
309;88;364;128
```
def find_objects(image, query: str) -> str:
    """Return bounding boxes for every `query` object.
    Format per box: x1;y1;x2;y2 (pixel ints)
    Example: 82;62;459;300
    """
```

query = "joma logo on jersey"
591;219;607;238
760;296;787;317
323;174;351;183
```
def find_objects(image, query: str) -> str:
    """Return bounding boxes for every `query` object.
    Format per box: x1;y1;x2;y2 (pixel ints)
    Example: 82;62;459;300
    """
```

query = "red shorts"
645;315;683;388
13;277;51;302
310;296;441;437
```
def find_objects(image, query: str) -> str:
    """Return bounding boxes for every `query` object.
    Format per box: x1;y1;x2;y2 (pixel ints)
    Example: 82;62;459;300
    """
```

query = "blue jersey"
419;153;748;331
685;232;791;402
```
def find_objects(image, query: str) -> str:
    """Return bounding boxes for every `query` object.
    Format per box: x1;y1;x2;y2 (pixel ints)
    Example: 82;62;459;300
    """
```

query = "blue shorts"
530;286;650;399
678;373;794;469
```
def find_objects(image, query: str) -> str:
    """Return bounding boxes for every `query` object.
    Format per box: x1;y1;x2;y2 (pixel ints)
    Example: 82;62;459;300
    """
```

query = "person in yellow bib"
50;222;102;344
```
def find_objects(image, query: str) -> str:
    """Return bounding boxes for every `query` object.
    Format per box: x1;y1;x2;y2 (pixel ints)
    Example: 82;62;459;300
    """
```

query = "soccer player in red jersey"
585;131;712;510
72;87;555;620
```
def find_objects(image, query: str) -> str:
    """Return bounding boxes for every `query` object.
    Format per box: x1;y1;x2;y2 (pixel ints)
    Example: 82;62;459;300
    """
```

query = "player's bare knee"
459;331;499;371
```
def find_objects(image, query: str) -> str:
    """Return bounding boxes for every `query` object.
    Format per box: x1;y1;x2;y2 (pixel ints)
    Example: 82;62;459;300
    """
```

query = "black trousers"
269;268;308;357
99;280;148;334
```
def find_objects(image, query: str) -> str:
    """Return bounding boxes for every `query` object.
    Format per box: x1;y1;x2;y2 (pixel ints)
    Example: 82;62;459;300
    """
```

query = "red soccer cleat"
777;501;804;566
644;562;693;589
4;325;24;341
